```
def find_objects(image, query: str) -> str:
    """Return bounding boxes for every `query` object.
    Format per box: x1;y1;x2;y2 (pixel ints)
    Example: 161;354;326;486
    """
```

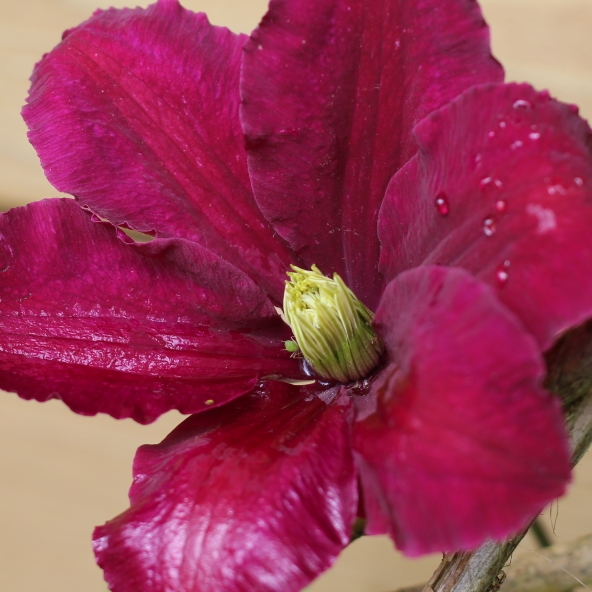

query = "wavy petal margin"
379;83;592;349
242;0;503;307
94;383;357;592
355;266;570;555
0;200;300;423
23;0;294;300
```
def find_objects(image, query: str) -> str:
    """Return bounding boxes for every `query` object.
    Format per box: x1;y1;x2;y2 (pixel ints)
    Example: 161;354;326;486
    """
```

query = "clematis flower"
2;0;592;590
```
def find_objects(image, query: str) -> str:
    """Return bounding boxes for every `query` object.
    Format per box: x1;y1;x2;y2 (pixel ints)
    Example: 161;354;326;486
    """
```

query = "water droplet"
495;199;507;213
434;193;449;216
480;177;503;190
575;177;584;187
529;132;541;140
496;260;511;286
547;184;567;196
511;140;524;150
499;120;507;129
513;99;532;110
483;217;497;237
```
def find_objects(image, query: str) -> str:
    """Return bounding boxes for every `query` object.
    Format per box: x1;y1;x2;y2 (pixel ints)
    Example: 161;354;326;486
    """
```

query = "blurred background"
0;0;591;590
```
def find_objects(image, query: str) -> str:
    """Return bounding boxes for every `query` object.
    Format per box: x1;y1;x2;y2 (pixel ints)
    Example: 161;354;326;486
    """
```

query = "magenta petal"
241;0;503;307
379;83;592;349
355;266;570;555
94;383;357;592
23;0;294;300
0;200;301;423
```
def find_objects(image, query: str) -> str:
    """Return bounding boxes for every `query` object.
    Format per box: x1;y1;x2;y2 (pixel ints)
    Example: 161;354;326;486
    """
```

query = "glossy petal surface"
23;0;294;300
355;266;570;555
94;383;357;592
0;200;300;423
379;83;592;348
242;0;503;307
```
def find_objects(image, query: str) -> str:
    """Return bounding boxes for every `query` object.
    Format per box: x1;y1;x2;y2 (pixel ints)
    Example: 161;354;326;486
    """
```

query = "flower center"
278;265;384;383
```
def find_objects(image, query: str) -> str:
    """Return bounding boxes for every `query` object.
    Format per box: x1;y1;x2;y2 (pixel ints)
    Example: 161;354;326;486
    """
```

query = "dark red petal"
241;0;503;307
379;83;592;349
0;200;301;423
94;383;357;592
23;0;294;300
355;266;570;555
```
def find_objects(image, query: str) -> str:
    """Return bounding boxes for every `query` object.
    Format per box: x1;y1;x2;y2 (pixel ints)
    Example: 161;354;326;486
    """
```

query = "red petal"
355;266;571;555
94;383;357;592
241;0;502;307
379;83;592;348
23;0;294;300
0;200;300;423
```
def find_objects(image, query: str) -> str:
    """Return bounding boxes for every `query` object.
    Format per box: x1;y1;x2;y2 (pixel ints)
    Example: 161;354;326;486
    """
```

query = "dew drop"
496;260;511;286
513;99;532;110
434;193;449;216
488;131;496;138
480;177;503;190
499;120;507;129
575;177;584;187
511;140;524;150
547;184;567;196
529;132;541;140
495;199;507;213
483;217;497;237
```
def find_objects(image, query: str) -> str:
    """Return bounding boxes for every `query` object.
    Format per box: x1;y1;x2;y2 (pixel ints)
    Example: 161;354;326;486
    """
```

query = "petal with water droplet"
95;382;357;592
379;82;592;349
242;0;503;308
356;265;570;555
0;200;302;423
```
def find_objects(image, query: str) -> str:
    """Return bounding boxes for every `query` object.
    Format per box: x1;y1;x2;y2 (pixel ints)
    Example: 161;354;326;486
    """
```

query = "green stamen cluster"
279;265;384;383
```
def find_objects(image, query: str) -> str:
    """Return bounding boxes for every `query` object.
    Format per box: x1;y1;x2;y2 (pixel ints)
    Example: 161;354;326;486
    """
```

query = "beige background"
1;1;591;591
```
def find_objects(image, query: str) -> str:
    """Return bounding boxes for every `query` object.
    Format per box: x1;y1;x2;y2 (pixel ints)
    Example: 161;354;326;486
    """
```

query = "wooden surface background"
0;1;591;591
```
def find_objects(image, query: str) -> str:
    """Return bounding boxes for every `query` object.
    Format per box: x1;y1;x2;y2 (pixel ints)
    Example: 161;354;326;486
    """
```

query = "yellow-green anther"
279;265;384;383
